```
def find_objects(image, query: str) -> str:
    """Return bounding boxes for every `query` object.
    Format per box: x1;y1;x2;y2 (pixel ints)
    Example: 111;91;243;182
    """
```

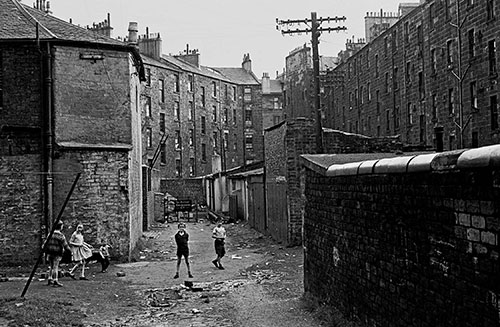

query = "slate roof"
211;67;260;85
0;0;124;46
161;55;232;82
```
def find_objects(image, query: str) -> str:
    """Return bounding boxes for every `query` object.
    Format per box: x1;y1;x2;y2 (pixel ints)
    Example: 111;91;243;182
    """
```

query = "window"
145;68;151;86
201;116;206;134
419;114;426;143
174;101;180;120
394;106;400;130
432;93;438;121
444;0;451;20
468;29;475;59
376;90;380;115
393;67;399;90
392;30;398;51
375;54;379;77
212;105;217;123
417;25;423;47
418;71;424;99
245;106;252;123
189;158;195;177
487;0;495;21
429;3;435;29
188;75;193;92
491;95;499;129
470;81;478;110
175;130;181;150
244;87;252;102
360;86;364;104
367;83;371;101
159;113;165;133
201;144;207;162
160;144;166;164
447;40;455;66
233;86;237;101
489;40;497;75
233;108;237;124
406;61;411;84
145;96;151;117
188;101;194;121
448;88;455;115
146;128;152;148
349;92;353;109
201;86;206;107
174;74;180;93
245;134;253;150
367;48;370;68
224;131;229;150
386;109;390;132
273;115;281;125
175;159;181;177
404;22;409;43
407;102;413;125
224;107;228;124
212;81;217;97
467;0;474;7
189;129;194;146
431;49;437;75
273;97;280;109
213;131;218;150
159;79;164;103
225;84;228;99
385;72;389;93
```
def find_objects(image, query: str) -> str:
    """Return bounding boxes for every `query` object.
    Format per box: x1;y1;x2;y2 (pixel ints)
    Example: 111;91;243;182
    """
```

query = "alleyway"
0;221;327;327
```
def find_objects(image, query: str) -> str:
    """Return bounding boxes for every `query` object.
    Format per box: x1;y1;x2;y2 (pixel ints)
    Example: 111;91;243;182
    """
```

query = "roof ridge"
11;0;57;39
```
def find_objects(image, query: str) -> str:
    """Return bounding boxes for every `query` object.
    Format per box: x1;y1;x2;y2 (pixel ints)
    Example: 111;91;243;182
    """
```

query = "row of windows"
144;67;247;102
345;1;497;80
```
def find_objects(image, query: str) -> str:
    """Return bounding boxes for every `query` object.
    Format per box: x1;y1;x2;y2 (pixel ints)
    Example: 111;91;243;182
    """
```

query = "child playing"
174;223;193;279
43;221;71;287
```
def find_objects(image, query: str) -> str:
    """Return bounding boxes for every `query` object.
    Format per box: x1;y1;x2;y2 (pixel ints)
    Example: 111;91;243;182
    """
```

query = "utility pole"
276;12;346;153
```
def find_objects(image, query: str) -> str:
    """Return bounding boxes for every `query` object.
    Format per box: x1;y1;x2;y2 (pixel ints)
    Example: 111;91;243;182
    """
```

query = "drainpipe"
44;41;54;228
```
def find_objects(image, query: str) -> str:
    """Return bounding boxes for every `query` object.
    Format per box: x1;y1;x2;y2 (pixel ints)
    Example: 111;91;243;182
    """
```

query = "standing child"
174;223;193;279
68;223;93;280
212;222;226;270
43;221;71;287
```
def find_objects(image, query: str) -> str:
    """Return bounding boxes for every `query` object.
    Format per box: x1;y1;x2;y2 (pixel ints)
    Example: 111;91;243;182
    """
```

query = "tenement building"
0;0;145;264
328;0;499;150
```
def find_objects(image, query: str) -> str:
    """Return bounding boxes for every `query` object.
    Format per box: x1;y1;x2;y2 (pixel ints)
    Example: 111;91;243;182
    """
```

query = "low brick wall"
161;178;205;205
301;145;500;327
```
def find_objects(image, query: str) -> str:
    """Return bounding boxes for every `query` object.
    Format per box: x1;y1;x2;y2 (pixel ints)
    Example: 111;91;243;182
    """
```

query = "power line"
276;12;347;154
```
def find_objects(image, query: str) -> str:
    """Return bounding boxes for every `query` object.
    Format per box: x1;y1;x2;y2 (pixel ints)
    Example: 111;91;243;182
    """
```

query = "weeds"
301;293;360;327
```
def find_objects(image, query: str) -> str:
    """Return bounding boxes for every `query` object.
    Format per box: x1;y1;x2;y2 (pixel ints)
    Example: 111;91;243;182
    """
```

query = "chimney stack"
128;22;138;45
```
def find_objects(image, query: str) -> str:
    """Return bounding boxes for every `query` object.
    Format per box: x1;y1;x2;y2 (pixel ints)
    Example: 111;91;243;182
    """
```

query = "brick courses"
302;146;500;327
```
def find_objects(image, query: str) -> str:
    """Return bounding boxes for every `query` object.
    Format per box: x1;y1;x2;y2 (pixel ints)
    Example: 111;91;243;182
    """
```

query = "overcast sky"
37;0;412;78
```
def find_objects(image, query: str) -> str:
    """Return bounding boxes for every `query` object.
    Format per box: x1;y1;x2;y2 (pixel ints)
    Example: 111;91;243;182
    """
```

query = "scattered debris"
116;271;126;277
231;255;242;260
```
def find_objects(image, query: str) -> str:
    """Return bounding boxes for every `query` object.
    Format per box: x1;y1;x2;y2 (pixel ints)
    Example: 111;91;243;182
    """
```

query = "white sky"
33;0;411;78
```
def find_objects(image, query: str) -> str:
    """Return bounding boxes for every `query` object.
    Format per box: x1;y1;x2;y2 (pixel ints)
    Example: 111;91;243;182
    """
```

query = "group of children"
43;222;110;287
43;220;226;286
174;222;227;279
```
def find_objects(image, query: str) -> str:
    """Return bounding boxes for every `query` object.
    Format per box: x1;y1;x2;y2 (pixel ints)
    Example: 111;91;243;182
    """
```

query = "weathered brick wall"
0;155;43;265
53;46;132;146
303;149;500;327
53;150;131;261
264;122;286;180
286;118;316;245
161;178;205;205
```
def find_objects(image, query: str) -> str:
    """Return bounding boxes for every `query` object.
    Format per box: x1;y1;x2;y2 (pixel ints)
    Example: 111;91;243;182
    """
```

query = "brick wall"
302;147;500;327
53;149;132;261
329;0;500;149
0;155;43;265
161;178;205;205
323;129;402;153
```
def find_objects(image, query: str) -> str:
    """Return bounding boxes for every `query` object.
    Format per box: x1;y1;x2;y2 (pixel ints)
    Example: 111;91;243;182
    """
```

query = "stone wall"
161;178;205;205
323;129;402;153
302;145;500;327
0;155;43;265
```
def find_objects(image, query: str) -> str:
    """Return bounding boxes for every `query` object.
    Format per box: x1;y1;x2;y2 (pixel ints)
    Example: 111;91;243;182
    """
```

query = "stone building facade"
329;0;500;150
0;0;144;264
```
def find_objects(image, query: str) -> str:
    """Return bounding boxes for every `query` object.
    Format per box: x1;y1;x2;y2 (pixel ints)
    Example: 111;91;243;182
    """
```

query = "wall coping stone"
301;144;500;177
57;142;132;151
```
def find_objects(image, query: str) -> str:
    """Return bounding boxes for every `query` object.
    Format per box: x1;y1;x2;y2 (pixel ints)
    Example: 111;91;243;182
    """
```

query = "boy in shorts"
174;223;193;278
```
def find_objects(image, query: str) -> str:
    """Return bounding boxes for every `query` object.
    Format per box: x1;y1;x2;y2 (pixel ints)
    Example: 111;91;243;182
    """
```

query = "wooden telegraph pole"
276;12;346;153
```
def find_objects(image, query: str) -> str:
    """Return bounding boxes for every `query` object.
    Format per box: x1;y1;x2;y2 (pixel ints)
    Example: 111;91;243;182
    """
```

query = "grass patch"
0;296;85;327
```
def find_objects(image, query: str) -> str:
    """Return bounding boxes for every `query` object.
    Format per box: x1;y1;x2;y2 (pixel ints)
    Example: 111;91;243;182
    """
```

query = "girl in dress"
68;223;93;280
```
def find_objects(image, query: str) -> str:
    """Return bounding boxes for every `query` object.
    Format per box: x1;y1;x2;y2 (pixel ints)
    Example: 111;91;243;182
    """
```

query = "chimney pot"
128;22;138;44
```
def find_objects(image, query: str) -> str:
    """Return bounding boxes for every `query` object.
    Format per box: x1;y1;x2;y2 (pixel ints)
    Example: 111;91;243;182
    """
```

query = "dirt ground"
0;221;329;327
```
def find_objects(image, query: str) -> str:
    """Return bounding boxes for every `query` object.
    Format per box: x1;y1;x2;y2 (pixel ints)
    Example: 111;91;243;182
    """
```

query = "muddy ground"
0;221;332;327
